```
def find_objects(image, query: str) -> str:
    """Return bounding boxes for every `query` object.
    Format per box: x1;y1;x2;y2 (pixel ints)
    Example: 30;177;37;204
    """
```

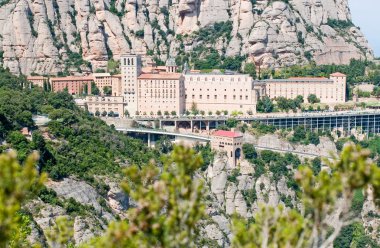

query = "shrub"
227;168;240;183
135;30;144;38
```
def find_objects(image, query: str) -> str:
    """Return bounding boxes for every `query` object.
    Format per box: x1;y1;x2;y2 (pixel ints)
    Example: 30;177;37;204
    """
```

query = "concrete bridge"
118;128;332;159
116;128;211;146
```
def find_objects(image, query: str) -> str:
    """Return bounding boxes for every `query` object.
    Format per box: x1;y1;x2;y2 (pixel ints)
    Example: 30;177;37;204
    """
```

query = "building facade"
92;73;122;96
55;53;348;117
27;76;48;88
184;72;257;114
50;76;93;95
137;73;185;115
85;96;126;117
259;73;346;104
211;130;243;168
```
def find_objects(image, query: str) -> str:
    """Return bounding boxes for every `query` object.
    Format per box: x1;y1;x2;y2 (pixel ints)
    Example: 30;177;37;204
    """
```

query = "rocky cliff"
24;133;379;246
0;0;374;75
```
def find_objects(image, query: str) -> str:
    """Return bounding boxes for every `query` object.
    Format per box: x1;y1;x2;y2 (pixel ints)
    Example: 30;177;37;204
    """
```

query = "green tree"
243;63;256;79
171;111;176;116
372;86;380;98
95;110;100;117
87;146;205;247
155;136;173;154
242;144;257;160
311;157;321;175
101;111;107;117
276;97;291;112
295;95;304;107
0;152;45;247
307;94;320;104
124;110;129;117
226;118;238;128
15;111;33;127
103;86;112;96
107;59;120;75
91;82;100;95
257;96;274;113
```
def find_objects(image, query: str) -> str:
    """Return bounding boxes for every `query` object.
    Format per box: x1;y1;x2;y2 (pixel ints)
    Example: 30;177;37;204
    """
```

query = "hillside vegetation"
0;68;158;183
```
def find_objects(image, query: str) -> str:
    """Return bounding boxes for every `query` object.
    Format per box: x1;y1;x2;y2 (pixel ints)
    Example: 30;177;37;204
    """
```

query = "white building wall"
137;76;185;115
184;74;257;114
264;74;346;104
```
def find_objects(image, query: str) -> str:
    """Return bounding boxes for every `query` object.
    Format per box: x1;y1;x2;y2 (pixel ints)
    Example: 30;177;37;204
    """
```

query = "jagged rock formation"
23;133;379;246
199;134;378;245
0;0;374;75
25;176;129;246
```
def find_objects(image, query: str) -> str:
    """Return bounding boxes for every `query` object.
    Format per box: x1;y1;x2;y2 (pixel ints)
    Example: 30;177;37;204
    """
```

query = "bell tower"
120;54;142;115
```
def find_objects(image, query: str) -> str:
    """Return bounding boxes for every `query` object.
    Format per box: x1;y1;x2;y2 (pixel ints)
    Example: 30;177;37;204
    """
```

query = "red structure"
50;76;93;95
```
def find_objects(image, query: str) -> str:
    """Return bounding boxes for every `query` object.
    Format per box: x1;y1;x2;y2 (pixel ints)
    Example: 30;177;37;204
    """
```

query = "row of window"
138;94;182;98
218;142;242;146
188;77;248;82
185;95;249;100
144;89;178;93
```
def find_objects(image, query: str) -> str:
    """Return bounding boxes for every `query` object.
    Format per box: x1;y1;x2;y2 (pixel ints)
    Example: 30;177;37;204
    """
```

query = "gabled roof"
27;76;47;80
213;130;243;138
137;73;182;80
330;72;346;77
289;77;328;80
50;76;94;81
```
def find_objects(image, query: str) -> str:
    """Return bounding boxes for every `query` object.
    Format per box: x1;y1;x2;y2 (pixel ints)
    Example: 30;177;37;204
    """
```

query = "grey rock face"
0;0;373;75
46;178;114;221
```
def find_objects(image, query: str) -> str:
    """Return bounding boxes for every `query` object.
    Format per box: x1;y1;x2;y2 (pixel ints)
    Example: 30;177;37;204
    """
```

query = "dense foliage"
87;146;205;248
0;68;158;182
0;152;45;247
273;59;370;83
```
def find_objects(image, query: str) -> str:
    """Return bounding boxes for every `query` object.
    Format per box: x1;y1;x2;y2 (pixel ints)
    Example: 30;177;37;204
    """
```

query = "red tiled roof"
27;76;47;80
289;77;328;80
50;76;94;82
330;72;346;77
213;130;243;138
138;73;182;80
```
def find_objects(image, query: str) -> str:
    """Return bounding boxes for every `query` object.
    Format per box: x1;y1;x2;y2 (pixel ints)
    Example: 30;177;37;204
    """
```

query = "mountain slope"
0;0;374;75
